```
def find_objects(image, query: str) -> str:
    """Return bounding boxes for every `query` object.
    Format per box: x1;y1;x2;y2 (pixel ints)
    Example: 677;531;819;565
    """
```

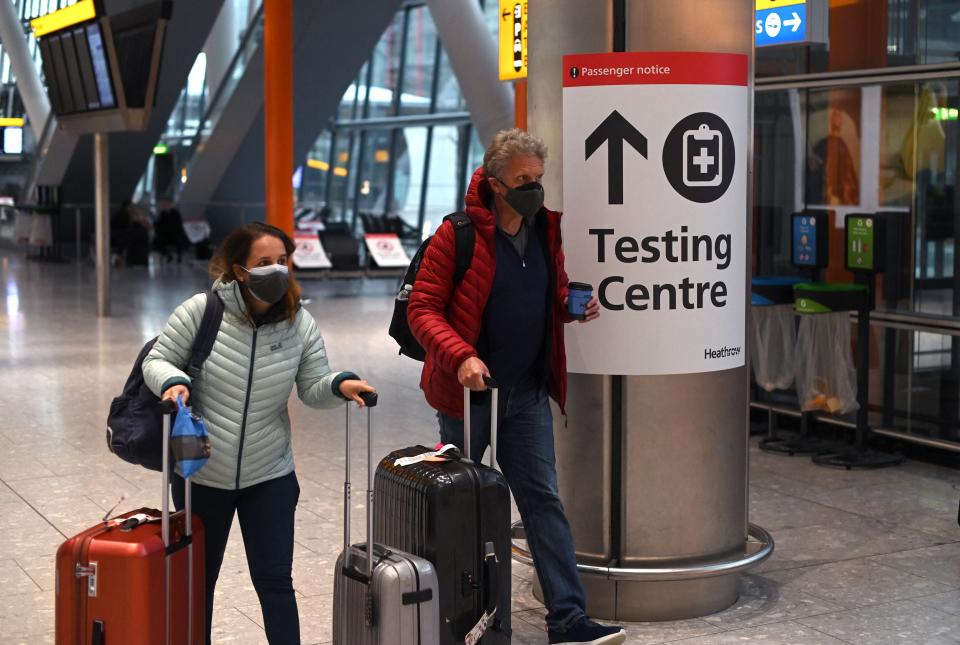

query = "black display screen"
37;21;117;115
60;31;89;113
85;23;116;109
47;34;78;113
37;38;64;114
72;27;101;109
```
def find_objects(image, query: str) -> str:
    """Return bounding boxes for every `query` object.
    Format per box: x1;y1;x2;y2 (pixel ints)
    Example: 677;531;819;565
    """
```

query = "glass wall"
757;0;960;77
298;1;485;241
135;0;263;202
753;0;960;444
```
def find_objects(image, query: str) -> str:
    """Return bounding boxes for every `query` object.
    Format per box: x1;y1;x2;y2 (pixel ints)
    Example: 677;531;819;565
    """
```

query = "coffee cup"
567;282;593;320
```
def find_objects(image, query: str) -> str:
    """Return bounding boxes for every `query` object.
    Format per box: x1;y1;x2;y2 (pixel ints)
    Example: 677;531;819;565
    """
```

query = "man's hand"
564;296;601;323
162;384;189;405
457;357;490;391
581;296;600;322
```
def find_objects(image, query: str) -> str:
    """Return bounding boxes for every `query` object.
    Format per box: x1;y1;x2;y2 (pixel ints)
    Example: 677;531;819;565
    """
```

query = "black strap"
402;588;433;606
444;212;474;286
92;620;104;645
186;291;224;379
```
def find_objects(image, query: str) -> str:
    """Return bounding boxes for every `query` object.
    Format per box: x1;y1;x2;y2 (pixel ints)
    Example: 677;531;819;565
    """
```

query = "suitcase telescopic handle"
159;399;195;645
342;390;379;578
463;376;498;466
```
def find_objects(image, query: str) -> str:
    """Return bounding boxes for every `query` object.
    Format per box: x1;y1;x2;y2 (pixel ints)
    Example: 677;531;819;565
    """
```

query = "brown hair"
209;222;302;323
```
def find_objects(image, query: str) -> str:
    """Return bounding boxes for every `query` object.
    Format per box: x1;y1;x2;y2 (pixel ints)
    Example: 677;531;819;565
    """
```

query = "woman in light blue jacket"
143;222;374;645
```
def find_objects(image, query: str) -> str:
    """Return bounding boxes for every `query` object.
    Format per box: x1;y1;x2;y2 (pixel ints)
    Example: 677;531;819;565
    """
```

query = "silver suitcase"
332;393;440;645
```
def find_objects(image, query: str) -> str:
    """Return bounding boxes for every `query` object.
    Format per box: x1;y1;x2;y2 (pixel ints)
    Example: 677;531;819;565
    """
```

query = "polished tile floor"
2;250;960;644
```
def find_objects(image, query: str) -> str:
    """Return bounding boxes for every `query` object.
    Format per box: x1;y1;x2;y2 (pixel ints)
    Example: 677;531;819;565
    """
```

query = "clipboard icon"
683;123;722;187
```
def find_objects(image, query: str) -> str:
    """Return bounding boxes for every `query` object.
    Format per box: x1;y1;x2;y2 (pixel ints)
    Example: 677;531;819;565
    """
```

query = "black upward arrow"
585;110;648;205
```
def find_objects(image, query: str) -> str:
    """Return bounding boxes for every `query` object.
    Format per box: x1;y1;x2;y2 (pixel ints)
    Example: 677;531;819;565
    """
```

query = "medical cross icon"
693;148;715;174
662;112;734;203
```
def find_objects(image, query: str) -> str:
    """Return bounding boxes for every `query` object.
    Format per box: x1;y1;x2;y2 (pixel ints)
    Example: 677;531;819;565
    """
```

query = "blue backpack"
106;292;224;471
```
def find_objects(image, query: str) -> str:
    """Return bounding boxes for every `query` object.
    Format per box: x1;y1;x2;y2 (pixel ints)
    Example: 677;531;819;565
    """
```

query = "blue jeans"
173;471;301;645
438;381;587;631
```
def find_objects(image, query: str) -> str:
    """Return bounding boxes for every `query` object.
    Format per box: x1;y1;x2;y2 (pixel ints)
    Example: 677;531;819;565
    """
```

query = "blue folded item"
752;276;809;306
172;396;211;479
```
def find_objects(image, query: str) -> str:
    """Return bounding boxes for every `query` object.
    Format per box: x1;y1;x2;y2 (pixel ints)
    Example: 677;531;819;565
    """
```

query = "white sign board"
562;51;748;375
293;234;332;269
364;233;411;268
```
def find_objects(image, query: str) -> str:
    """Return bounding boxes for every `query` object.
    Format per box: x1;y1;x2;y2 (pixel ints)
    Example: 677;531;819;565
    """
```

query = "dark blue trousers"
438;382;587;631
173;471;301;645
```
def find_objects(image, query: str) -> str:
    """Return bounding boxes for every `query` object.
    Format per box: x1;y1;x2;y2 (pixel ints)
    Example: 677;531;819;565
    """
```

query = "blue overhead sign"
755;4;807;47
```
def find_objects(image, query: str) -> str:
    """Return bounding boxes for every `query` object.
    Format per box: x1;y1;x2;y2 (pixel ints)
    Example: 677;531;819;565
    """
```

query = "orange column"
264;0;294;236
514;79;527;130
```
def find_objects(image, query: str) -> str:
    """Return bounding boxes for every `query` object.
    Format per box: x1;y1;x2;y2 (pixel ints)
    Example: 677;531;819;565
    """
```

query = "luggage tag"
465;610;496;645
394;444;459;467
172;396;212;478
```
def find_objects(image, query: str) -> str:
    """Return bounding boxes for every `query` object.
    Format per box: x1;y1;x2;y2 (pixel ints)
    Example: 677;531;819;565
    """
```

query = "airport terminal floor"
2;250;960;644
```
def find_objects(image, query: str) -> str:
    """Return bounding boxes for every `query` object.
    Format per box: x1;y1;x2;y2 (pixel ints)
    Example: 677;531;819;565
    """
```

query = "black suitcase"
374;384;511;645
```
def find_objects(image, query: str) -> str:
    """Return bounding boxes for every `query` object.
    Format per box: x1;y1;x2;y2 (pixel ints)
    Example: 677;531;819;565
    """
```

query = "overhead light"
333;167;348;177
153;143;169;155
338;151;350;163
0;118;25;127
307;158;330;171
931;107;959;121
374;149;389;163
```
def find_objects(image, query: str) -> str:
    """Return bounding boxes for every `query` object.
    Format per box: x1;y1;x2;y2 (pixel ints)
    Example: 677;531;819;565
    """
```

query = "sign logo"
663;113;735;203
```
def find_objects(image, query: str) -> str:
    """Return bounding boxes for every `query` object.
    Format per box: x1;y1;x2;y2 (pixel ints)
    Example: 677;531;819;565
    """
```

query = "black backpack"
106;292;225;471
389;213;474;361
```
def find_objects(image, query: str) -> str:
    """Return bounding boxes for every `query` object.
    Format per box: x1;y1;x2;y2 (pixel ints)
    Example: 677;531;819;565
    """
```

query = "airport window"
755;76;960;443
757;0;960;78
300;1;480;240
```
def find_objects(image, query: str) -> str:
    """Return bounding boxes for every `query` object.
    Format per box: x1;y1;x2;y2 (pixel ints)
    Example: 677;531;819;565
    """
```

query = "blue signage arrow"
755;4;807;47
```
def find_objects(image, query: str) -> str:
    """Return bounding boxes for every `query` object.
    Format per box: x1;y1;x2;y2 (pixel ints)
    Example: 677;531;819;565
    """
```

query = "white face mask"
241;264;290;304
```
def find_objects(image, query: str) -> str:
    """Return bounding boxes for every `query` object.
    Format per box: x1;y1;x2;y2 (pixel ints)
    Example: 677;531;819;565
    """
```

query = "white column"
426;0;514;146
0;0;50;139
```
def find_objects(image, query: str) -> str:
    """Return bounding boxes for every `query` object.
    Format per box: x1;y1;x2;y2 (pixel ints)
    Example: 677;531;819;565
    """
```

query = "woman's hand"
339;379;376;407
162;384;190;405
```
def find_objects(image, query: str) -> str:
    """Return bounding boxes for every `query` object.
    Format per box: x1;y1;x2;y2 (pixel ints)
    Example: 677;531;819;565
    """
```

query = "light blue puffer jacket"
142;280;355;490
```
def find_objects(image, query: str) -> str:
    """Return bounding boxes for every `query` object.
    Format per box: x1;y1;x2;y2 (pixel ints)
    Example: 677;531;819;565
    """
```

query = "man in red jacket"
408;129;625;645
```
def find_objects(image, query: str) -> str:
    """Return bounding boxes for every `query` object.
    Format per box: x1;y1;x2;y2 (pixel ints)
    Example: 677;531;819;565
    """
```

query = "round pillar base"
532;572;740;622
514;522;774;623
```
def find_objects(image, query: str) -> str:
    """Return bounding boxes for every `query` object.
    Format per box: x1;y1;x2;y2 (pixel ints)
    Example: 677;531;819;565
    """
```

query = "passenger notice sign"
562;52;749;375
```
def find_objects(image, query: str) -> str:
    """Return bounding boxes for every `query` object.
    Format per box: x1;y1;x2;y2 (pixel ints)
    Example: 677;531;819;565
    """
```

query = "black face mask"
240;264;290;305
497;178;545;220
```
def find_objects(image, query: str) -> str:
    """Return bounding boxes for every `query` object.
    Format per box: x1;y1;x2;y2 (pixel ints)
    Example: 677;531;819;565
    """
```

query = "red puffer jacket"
408;166;571;420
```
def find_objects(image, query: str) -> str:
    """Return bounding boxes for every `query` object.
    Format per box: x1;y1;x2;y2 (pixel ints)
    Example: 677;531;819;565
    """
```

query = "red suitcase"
56;412;204;644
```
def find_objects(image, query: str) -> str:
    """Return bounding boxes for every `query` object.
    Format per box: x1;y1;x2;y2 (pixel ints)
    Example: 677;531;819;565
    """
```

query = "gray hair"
483;129;548;180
